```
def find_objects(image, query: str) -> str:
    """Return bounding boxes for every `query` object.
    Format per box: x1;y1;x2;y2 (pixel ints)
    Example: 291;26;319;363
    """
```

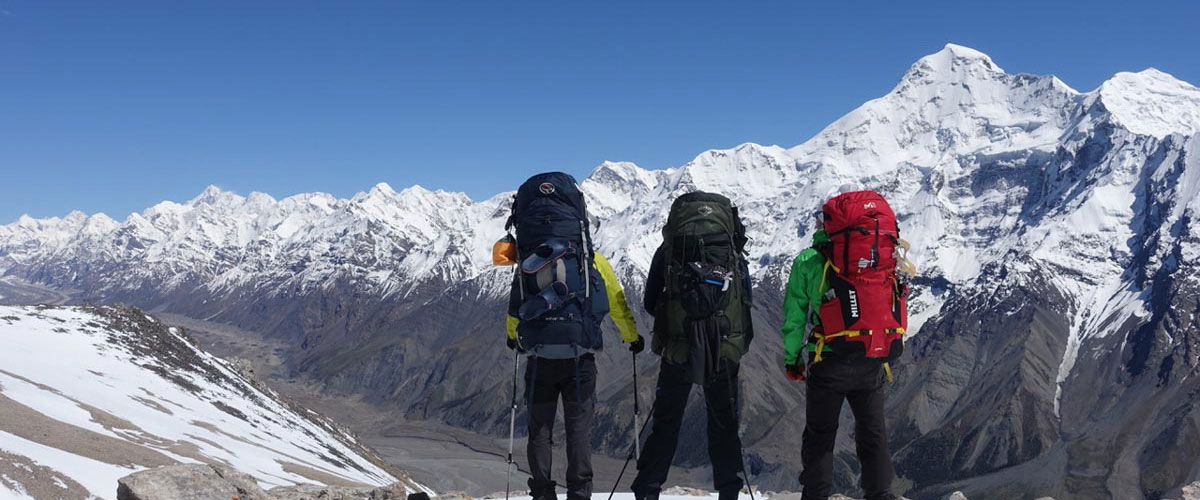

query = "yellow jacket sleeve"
594;253;639;343
506;314;519;340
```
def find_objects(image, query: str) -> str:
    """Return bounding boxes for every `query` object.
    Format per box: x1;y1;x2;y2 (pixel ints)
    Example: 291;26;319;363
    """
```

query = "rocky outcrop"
116;464;273;500
116;464;418;500
1169;481;1200;500
268;482;410;499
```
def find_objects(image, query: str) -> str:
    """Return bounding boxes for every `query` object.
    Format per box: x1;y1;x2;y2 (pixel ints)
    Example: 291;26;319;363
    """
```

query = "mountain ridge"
3;44;1199;499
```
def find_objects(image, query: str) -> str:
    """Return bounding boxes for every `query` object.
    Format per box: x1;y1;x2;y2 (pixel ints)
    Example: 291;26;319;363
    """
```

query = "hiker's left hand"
629;335;645;354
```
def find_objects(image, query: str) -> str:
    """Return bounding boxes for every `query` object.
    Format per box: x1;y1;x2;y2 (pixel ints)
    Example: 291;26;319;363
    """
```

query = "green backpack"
653;192;753;376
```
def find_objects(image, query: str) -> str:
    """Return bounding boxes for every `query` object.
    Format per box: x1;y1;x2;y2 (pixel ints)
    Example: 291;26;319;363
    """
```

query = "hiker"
499;172;643;500
630;192;754;500
781;185;915;500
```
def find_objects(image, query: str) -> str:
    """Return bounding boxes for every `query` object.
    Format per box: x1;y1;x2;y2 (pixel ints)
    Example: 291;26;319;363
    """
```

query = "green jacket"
780;229;831;365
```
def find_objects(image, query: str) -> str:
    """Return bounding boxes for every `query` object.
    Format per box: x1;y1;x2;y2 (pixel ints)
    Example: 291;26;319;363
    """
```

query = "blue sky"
2;1;1198;222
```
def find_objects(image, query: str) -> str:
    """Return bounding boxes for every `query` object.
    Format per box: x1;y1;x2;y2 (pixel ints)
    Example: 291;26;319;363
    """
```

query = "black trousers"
800;359;895;500
631;359;745;498
526;354;597;500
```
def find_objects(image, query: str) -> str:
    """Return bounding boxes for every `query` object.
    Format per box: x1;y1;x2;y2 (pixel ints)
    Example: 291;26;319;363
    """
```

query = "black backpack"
506;172;610;350
655;192;752;380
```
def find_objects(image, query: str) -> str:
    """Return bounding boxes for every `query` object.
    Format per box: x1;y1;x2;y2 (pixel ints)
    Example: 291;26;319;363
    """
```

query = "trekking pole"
632;351;641;461
725;364;755;500
607;398;657;500
505;348;519;500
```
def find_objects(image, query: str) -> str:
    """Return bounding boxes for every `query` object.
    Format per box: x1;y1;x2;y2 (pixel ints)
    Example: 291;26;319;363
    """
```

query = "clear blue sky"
3;1;1198;223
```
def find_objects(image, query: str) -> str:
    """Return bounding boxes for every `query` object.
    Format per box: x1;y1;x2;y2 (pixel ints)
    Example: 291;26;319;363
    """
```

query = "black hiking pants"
800;359;895;500
526;354;597;500
631;359;745;499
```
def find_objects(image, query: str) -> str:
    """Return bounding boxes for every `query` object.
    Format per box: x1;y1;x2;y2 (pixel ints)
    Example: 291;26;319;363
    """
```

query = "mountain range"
2;44;1199;499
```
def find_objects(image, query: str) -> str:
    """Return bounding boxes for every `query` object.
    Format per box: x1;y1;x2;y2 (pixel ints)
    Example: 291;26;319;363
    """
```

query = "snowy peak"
669;143;799;201
187;184;242;207
903;43;1005;82
370;181;398;196
792;44;1079;179
1095;68;1200;137
582;161;665;218
586;161;661;190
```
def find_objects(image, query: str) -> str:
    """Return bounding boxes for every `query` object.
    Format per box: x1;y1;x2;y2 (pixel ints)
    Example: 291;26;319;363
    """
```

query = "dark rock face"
882;130;1200;499
888;266;1073;498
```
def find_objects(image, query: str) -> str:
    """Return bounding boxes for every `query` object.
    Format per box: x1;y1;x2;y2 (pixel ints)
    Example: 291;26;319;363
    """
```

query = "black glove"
629;335;645;354
507;337;526;353
786;363;806;382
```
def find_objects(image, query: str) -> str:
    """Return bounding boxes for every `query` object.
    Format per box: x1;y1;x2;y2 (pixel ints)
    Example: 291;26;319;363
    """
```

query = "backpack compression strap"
811;258;903;382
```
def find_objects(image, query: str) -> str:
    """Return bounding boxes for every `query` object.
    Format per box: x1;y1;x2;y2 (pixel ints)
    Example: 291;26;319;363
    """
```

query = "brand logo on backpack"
538;183;556;195
864;202;877;210
698;205;713;216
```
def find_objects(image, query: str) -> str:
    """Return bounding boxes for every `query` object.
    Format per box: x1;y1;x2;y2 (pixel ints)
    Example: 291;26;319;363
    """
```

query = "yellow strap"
811;330;853;363
818;258;841;294
812;329;905;364
883;362;893;383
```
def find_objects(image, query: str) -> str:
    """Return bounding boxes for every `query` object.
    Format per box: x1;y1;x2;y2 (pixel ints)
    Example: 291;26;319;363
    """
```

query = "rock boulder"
116;464;273;500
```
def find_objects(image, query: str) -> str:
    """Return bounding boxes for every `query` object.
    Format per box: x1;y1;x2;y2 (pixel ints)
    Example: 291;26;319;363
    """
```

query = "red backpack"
814;190;907;362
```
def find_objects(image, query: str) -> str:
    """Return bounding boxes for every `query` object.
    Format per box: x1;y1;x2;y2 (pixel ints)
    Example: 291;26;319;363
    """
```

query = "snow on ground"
0;305;400;499
0;429;131;498
504;494;758;500
0;482;34;500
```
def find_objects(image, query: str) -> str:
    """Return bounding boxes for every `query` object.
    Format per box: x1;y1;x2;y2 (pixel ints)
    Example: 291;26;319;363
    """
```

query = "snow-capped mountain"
2;44;1199;499
0;304;423;499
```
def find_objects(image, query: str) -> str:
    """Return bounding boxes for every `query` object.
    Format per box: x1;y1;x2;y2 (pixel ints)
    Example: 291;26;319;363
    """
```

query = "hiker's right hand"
506;337;526;353
786;363;806;381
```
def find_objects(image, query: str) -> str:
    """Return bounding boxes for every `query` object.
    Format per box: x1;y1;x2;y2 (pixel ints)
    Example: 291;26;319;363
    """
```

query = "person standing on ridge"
629;191;755;500
781;185;915;500
498;172;643;500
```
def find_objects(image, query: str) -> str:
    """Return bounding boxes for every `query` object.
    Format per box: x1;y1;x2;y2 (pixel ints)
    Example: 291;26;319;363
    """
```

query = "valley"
3;44;1200;498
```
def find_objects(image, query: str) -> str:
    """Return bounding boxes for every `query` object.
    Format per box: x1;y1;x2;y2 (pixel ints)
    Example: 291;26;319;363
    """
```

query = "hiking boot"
633;490;659;500
527;480;557;500
717;488;742;500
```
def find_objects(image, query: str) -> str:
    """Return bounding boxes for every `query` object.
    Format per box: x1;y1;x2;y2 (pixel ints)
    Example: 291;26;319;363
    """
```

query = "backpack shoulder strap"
730;205;749;254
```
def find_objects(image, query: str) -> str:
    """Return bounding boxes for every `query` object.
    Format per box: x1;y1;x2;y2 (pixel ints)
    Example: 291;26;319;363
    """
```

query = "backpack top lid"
664;191;748;254
510;171;588;226
821;190;896;235
665;191;734;232
670;191;732;210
